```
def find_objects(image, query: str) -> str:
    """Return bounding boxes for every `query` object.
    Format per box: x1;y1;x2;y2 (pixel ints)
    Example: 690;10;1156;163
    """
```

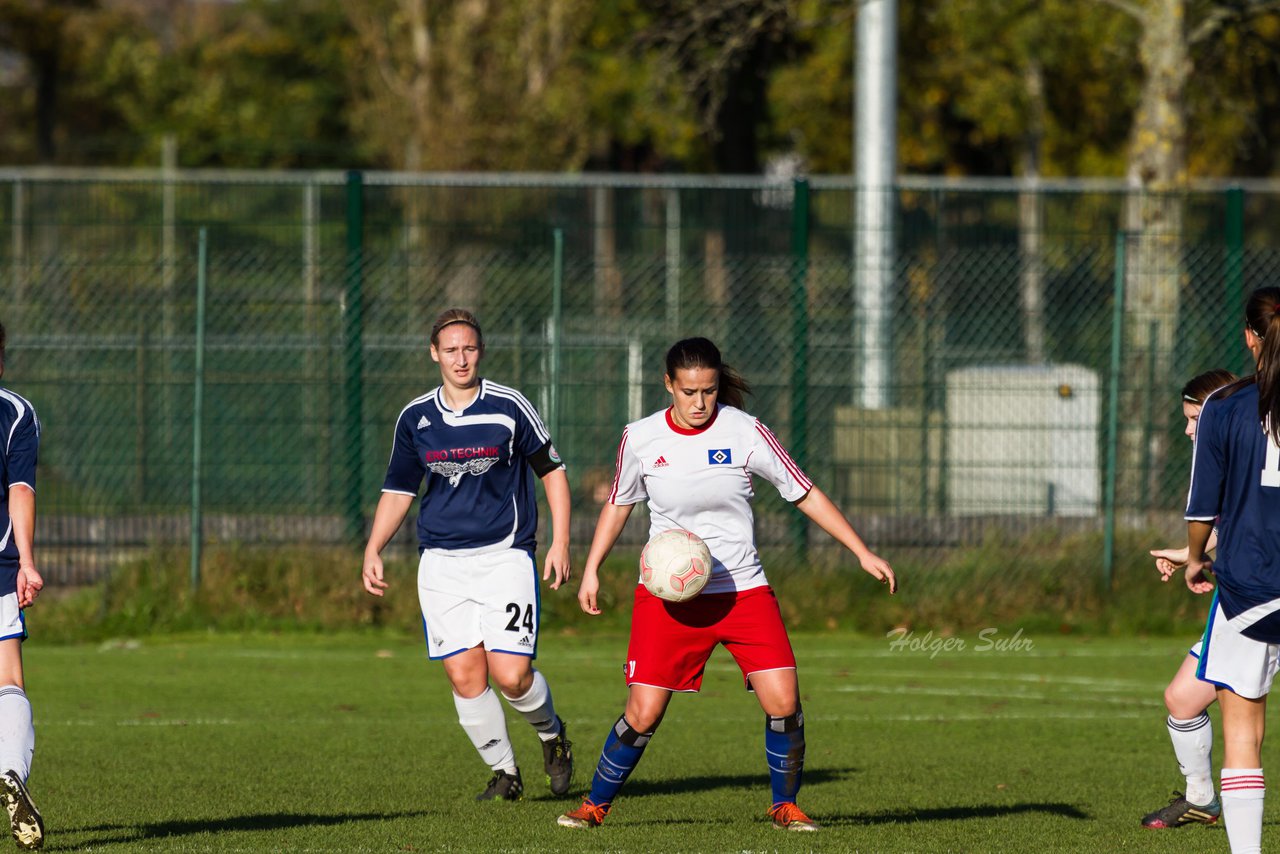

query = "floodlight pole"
854;0;898;410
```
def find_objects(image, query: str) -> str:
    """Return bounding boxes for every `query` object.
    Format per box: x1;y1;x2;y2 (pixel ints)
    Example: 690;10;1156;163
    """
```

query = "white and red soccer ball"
640;529;712;603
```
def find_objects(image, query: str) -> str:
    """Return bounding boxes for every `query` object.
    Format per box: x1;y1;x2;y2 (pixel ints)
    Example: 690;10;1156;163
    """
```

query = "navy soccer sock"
586;715;652;807
765;709;806;805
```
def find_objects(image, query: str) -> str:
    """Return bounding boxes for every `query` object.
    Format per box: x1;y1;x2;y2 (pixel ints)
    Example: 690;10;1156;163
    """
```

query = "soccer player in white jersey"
361;308;574;802
1142;368;1236;830
558;337;896;832
1185;286;1280;854
0;322;45;850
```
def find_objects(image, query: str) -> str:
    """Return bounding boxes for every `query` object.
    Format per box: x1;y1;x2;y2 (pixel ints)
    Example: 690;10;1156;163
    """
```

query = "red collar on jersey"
665;405;719;435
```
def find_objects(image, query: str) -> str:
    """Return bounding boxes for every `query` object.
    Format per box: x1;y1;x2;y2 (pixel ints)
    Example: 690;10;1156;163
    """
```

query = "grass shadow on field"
622;767;850;797
821;801;1090;826
55;809;429;849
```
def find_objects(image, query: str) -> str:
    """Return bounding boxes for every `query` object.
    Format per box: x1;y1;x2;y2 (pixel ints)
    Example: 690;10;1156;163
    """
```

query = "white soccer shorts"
417;547;541;660
1198;601;1280;700
0;592;25;642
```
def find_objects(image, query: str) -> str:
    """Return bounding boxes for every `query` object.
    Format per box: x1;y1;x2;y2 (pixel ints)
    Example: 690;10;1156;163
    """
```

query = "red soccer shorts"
624;584;797;692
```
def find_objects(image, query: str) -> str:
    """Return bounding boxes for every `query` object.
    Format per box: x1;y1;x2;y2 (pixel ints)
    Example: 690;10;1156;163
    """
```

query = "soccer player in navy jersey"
558;337;896;832
0;322;44;850
1142;368;1236;830
1185;286;1280;854
361;308;574;802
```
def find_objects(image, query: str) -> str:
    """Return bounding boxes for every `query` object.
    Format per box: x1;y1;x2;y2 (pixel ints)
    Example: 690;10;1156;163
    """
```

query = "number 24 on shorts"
505;602;535;633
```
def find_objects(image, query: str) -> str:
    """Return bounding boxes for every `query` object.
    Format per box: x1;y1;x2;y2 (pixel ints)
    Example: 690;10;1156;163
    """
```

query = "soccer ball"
640;529;713;603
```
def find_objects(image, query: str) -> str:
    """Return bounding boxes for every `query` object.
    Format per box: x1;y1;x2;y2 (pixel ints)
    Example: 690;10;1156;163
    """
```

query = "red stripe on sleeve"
607;428;630;504
755;421;812;490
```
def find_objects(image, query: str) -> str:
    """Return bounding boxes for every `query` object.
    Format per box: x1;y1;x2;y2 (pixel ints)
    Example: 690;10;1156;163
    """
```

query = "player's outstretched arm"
1152;529;1216;582
1150;546;1189;581
539;468;572;590
361;492;414;596
9;485;41;608
794;485;897;593
578;502;634;615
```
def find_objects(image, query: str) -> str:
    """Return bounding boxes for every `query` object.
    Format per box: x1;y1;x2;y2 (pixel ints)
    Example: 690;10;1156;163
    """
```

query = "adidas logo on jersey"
518;635;533;648
417;415;431;429
653;455;670;468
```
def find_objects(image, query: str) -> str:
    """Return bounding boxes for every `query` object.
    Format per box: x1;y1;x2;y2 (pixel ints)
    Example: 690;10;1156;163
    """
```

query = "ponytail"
1246;287;1280;444
664;337;751;410
716;365;750;410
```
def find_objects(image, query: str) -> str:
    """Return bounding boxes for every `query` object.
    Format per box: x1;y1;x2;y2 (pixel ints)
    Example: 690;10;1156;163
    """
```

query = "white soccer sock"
453;688;517;774
0;686;33;783
502;669;561;741
1221;768;1265;854
1167;713;1214;804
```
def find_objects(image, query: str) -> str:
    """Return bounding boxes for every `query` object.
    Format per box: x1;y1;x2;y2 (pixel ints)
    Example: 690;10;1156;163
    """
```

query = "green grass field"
26;629;1260;852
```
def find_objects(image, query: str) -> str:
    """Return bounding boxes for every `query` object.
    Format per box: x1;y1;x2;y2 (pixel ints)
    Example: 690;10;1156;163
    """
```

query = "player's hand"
859;553;897;594
577;569;602;615
1150;547;1189;581
16;563;42;608
362;553;388;597
1184;558;1214;595
543;541;571;590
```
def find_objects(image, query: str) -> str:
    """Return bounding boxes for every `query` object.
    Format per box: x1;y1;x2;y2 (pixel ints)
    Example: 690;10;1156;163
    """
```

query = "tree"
0;0;97;162
72;0;359;167
1096;0;1280;501
342;0;597;170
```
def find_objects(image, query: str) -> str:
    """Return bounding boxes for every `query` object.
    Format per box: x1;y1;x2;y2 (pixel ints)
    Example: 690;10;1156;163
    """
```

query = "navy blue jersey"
1186;381;1280;641
0;388;39;596
382;379;559;554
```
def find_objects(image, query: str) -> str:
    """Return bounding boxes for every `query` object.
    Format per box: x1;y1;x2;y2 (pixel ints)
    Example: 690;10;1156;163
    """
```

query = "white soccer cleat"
0;771;43;850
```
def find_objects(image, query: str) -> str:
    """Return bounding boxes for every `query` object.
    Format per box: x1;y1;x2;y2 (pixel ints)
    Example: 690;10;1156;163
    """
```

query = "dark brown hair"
664;337;751;410
1181;369;1237;406
1246;287;1280;443
429;308;483;351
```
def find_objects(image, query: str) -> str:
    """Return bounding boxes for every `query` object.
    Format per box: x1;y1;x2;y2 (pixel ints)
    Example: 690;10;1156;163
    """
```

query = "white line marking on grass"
42;718;240;727
807;710;1148;722
117;718;239;726
829;669;1155;693
831;683;1151;706
801;645;1189;659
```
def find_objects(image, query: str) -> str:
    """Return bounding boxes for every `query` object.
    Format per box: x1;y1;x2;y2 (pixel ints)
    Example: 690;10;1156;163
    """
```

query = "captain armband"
529;441;565;478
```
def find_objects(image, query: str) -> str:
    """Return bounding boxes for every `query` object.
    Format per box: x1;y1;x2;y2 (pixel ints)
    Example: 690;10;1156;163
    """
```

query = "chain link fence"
2;169;1277;584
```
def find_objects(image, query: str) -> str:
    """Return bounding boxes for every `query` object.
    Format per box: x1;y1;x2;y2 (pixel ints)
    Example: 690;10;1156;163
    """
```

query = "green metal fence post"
344;171;366;544
190;227;208;593
1140;319;1157;509
1226;186;1247;375
790;179;810;558
1103;231;1127;589
549;228;564;442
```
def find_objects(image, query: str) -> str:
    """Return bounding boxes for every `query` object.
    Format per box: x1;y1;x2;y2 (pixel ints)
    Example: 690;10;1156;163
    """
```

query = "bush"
29;528;1214;643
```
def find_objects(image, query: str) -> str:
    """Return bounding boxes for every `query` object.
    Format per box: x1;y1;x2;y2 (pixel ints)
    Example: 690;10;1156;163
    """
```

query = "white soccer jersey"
608;404;812;594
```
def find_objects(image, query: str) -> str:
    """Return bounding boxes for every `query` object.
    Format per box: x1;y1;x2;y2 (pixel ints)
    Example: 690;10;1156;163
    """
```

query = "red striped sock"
1221;768;1264;854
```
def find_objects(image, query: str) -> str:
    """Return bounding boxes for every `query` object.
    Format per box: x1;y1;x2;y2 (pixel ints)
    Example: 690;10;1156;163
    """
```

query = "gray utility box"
946;364;1100;517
